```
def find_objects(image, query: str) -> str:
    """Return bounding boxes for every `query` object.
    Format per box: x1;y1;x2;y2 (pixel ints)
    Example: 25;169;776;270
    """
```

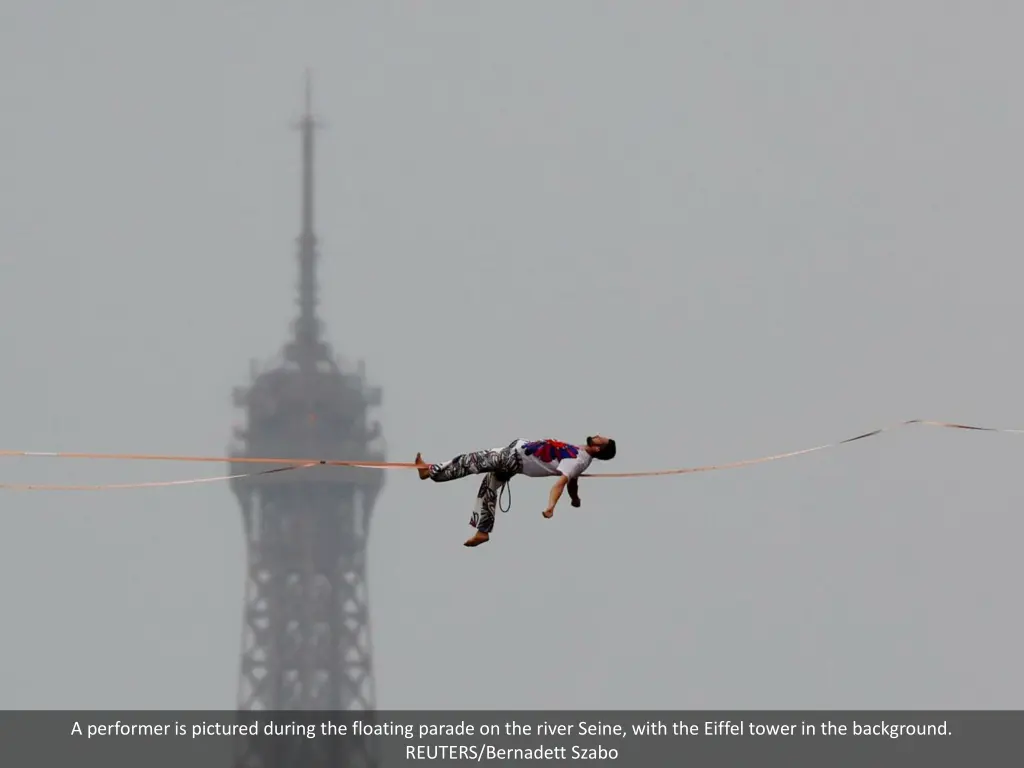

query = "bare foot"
464;531;490;547
414;452;430;480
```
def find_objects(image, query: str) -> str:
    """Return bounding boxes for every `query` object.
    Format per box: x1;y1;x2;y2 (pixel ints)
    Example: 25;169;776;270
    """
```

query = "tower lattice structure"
228;77;385;768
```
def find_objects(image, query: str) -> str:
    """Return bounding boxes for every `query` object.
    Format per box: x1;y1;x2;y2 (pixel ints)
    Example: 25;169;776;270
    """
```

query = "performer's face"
586;435;610;447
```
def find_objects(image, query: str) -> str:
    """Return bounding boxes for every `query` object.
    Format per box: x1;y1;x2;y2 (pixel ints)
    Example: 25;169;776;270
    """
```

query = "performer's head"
585;434;617;461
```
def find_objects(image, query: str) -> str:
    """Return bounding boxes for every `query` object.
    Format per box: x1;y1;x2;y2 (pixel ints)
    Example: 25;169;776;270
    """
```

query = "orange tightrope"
582;419;1024;478
0;463;318;491
0;419;1020;490
0;450;413;468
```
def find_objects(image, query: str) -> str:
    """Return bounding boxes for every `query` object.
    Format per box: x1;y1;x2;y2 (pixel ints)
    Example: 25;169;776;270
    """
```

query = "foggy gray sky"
2;1;1023;710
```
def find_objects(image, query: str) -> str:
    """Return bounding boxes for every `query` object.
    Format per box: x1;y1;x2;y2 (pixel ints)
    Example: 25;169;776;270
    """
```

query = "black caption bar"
3;710;1018;767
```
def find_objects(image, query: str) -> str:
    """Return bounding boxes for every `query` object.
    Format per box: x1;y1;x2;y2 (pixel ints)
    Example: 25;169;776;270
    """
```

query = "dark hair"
594;439;616;461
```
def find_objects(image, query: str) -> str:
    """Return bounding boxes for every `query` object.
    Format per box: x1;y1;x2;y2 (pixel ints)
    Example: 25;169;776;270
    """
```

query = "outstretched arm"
543;475;569;518
567;477;581;507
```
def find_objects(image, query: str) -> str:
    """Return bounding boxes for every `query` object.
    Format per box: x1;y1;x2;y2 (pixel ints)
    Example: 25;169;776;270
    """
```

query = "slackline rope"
0;419;1020;491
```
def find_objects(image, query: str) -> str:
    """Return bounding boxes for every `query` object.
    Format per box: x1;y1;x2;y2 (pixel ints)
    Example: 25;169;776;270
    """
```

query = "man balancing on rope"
413;436;617;547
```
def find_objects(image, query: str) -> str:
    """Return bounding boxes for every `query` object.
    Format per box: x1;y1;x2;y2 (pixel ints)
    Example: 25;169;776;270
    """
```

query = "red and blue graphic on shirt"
522;439;579;463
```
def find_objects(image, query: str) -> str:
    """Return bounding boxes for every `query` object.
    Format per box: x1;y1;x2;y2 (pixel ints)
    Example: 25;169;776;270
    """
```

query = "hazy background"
2;0;1023;710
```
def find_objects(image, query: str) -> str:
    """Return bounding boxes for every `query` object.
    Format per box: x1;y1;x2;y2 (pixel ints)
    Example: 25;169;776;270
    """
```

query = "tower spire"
301;68;315;238
288;68;323;366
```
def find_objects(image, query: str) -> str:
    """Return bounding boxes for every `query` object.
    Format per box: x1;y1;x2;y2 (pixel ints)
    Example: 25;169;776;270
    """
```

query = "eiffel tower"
228;74;385;768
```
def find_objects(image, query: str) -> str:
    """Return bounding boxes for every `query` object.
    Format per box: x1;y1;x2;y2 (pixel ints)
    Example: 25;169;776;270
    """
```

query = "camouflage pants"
429;440;522;533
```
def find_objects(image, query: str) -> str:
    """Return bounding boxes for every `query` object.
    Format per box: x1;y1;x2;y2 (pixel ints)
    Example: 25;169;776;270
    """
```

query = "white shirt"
514;439;593;480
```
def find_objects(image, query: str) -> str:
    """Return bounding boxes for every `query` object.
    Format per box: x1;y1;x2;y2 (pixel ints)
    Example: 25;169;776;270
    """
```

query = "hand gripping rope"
0;419;1019;491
